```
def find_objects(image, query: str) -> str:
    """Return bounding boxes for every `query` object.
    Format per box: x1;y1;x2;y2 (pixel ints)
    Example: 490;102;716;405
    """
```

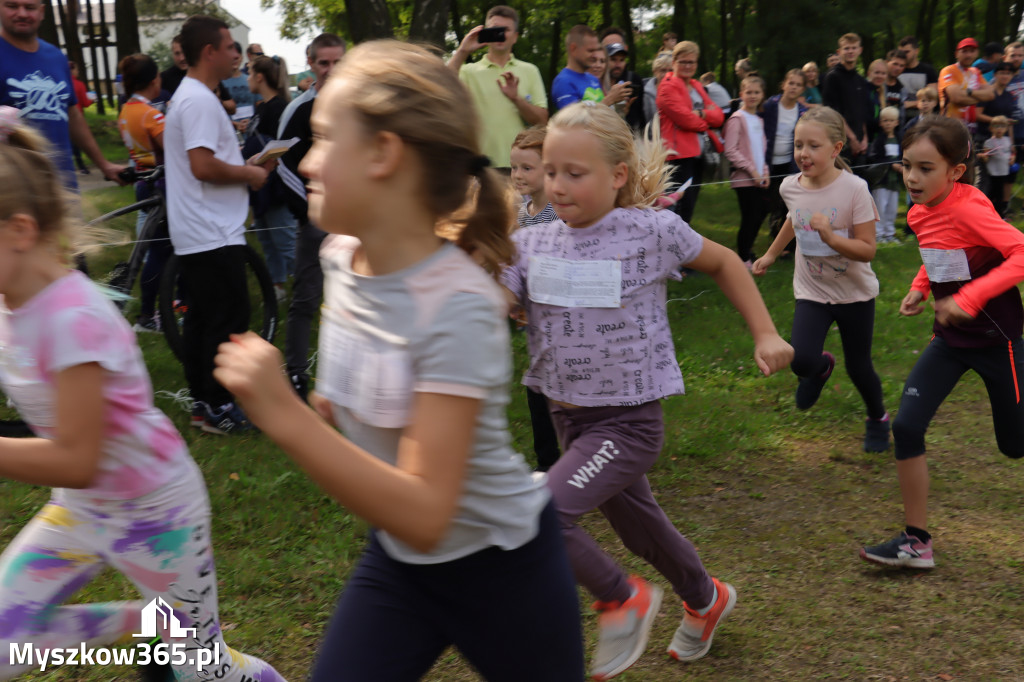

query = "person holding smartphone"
448;5;548;173
600;28;647;132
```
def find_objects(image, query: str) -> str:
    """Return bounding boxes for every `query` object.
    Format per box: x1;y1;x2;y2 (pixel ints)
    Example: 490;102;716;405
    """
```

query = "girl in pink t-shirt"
502;102;793;679
0;110;284;681
753;106;890;453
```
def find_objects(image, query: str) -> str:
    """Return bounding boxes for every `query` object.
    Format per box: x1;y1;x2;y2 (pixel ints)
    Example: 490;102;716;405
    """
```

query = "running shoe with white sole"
860;531;934;568
667;577;737;662
590;576;663;680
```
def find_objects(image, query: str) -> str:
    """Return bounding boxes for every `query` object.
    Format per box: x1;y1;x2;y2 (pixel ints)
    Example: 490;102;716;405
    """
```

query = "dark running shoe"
132;315;160;333
201;402;257;435
860;531;934;569
290;373;310;402
795;351;835;410
863;414;891;452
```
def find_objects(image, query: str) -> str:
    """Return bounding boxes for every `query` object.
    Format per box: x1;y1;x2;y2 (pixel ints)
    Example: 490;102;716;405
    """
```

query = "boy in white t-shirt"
980;115;1015;217
164;15;275;434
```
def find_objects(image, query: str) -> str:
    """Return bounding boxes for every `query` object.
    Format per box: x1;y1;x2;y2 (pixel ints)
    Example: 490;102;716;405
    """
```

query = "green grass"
6;183;1024;680
83;107;130;165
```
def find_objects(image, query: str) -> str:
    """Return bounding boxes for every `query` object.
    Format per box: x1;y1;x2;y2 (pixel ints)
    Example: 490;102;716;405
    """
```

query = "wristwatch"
967;87;973;98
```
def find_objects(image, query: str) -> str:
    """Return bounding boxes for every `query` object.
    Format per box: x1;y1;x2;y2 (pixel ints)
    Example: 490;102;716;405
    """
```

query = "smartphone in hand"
477;26;507;42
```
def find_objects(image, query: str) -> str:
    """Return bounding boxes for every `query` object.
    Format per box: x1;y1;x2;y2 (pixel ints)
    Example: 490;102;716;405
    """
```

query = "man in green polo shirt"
448;5;549;171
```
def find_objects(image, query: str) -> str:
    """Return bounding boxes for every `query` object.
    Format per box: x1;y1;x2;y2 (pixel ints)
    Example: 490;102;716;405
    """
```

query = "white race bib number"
920;248;971;283
317;314;413;429
527;256;621;308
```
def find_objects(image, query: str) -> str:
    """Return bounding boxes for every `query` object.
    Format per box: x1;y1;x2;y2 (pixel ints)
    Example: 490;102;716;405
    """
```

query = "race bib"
0;344;53;429
317;313;413;429
920;248;971;283
794;229;841;258
527;256;621;308
793;208;841;257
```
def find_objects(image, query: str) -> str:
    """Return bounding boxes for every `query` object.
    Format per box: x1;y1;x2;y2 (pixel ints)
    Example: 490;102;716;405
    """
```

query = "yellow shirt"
459;53;548;168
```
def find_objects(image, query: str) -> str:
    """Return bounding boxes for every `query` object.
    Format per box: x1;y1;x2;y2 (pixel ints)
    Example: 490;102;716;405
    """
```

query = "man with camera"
448;5;548;171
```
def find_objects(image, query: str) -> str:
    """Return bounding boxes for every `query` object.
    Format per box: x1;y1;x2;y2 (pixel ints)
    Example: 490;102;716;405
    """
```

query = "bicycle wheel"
157;245;279;363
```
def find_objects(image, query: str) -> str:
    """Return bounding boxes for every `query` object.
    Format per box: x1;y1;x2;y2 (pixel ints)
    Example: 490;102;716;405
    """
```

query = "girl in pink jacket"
724;75;770;264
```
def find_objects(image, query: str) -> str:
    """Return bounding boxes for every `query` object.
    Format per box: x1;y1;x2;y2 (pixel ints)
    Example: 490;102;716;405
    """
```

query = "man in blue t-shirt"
0;0;123;189
551;25;610;110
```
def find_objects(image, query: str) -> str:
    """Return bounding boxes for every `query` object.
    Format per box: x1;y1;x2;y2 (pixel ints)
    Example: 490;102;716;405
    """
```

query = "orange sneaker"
590;576;664;680
667;577;736;662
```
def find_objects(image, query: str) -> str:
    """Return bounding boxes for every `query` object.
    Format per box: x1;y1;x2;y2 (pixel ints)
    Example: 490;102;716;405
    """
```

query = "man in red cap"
938;37;994;131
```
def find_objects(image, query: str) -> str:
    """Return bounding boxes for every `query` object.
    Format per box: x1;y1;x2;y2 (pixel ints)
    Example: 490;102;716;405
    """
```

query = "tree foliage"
256;0;1024;93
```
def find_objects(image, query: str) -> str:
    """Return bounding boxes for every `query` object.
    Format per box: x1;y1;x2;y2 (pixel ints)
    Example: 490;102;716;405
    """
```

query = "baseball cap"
605;42;628;57
956;37;978;50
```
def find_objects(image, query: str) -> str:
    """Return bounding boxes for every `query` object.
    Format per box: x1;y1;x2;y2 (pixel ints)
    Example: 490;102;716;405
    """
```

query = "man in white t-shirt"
164;14;274;434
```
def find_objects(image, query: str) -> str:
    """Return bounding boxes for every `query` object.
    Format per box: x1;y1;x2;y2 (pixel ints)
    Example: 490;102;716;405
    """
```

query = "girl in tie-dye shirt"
0;110;285;681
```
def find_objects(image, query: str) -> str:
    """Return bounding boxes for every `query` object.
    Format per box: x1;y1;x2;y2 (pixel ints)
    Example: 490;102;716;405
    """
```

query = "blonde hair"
548;102;670;208
673;41;700;60
795;106;851;172
880;106;900;121
838;32;861;46
990;115;1012;129
917;85;938;102
0;116;81;255
333;40;512;274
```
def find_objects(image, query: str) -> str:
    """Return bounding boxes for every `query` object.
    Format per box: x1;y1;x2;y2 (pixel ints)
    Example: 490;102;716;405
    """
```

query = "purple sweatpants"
547;401;715;608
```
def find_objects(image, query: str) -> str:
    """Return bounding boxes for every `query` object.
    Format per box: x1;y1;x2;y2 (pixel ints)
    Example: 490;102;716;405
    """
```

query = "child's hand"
753;334;794;377
308;391;338;428
899;289;926;316
751;254;774;276
213;332;296;426
808;212;834;241
933;296;973;326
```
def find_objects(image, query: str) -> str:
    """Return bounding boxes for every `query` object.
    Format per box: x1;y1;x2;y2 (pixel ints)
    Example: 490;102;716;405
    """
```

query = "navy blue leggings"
310;502;584;681
790;298;886;419
893;335;1024;460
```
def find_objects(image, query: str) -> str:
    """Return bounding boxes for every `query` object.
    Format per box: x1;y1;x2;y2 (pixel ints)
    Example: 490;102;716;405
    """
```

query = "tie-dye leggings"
0;458;286;681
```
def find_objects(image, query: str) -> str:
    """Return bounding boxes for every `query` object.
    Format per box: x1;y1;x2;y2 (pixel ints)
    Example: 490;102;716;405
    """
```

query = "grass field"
5;181;1024;681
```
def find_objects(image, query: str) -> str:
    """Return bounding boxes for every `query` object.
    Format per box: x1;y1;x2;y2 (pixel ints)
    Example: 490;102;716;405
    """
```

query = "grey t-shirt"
317;237;547;564
984;136;1012;177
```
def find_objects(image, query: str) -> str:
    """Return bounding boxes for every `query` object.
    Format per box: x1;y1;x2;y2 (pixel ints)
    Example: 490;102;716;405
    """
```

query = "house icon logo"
133;597;196;639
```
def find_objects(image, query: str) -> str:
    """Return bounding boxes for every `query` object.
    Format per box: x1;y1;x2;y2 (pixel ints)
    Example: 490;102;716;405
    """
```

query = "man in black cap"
600;27;645;131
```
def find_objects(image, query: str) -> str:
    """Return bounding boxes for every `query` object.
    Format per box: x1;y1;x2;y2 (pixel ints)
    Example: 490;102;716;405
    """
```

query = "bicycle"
87;166;279;362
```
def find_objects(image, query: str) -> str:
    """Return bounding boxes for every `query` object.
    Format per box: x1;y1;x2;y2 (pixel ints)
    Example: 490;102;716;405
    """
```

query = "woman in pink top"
657;40;724;223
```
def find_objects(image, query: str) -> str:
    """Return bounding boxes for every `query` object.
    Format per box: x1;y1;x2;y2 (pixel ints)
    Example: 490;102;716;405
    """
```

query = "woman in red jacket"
657;40;724;223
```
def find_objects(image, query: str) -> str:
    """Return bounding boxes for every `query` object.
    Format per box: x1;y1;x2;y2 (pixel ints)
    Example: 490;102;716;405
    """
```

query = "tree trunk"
40;0;60;45
450;0;463;45
618;0;634;70
944;0;956;67
1012;0;1024;42
719;0;728;82
547;16;562;112
693;0;707;73
602;0;612;29
344;0;393;42
114;0;140;59
920;0;939;64
409;0;449;47
673;0;686;43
